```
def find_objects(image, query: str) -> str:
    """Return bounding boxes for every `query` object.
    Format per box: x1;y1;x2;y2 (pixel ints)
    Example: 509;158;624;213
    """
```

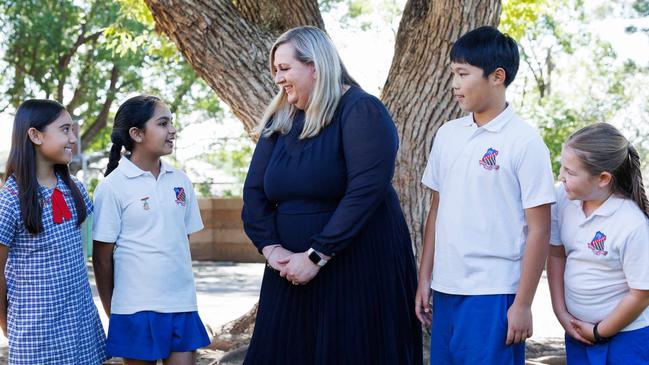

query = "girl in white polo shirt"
92;95;209;364
549;123;649;365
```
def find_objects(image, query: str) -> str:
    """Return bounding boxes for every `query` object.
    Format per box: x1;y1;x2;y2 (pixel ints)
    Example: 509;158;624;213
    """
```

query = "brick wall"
189;198;264;263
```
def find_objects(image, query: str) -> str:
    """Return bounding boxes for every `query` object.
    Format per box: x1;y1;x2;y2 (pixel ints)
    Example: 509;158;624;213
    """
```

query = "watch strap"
593;323;610;343
307;248;327;267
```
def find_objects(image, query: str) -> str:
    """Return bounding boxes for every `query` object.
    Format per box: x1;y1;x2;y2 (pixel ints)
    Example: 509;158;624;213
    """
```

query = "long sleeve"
242;132;280;253
310;96;398;256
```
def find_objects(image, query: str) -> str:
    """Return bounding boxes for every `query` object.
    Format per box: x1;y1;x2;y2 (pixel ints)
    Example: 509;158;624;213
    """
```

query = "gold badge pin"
141;196;150;210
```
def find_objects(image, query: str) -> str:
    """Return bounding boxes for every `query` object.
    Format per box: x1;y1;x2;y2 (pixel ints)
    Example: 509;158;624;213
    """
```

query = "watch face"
308;251;321;265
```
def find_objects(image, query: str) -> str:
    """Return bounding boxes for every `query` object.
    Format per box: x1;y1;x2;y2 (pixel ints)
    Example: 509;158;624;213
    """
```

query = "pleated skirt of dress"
244;200;423;365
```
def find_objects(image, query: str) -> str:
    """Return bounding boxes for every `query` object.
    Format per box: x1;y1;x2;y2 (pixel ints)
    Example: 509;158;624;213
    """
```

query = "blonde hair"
258;26;358;139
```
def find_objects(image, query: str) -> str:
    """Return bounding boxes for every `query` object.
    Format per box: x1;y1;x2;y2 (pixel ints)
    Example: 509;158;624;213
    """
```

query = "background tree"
502;0;649;174
0;0;221;152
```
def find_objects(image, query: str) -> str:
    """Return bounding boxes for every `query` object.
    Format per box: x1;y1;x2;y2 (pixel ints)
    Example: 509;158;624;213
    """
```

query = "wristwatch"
307;248;328;267
593;323;610;343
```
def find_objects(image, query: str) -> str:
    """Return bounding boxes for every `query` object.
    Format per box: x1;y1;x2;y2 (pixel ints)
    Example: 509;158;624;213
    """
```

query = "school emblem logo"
587;231;608;256
479;148;500;170
174;187;186;207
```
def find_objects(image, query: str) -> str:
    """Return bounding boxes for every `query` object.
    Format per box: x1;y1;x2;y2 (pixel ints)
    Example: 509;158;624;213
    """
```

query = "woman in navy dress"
242;26;422;364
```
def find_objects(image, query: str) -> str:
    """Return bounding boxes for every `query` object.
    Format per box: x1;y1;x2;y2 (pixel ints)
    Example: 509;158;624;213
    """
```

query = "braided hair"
105;95;161;176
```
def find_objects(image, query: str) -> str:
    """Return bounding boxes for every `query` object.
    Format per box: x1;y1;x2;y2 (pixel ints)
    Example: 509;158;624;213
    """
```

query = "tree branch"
56;29;104;101
80;64;120;150
66;40;99;112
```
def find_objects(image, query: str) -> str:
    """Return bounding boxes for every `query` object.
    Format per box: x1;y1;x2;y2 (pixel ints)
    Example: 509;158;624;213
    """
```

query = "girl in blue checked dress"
0;99;108;364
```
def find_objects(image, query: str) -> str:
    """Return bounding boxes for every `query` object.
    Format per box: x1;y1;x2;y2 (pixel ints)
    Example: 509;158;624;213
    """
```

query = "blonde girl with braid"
549;122;649;365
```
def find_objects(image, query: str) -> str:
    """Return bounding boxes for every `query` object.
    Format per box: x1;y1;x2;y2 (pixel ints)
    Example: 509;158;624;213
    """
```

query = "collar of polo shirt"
464;104;515;133
571;193;626;219
118;156;174;179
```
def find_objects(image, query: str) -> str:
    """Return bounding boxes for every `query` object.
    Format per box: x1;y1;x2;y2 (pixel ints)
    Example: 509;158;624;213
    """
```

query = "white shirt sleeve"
550;184;565;246
550;203;561;246
92;182;122;243
184;179;204;235
421;131;443;191
515;135;556;209
619;220;649;290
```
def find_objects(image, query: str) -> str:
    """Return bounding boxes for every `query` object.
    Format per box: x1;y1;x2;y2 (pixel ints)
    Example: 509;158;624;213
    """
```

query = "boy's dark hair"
5;99;87;234
105;95;161;177
450;26;520;87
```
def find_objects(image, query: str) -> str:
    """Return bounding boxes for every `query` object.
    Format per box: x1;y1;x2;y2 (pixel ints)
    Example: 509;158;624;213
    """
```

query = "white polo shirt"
421;105;555;295
93;157;204;314
551;185;649;331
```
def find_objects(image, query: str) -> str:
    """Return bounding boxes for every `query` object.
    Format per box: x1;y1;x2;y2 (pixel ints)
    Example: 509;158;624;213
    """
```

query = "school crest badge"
587;231;608;256
479;148;500;170
174;187;186;207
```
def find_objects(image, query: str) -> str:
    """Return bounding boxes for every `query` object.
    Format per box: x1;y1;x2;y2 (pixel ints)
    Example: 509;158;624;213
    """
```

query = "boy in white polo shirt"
549;123;649;364
415;26;556;365
93;95;210;364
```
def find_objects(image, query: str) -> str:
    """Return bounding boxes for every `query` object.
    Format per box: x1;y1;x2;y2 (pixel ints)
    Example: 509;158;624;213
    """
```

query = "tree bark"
144;0;322;134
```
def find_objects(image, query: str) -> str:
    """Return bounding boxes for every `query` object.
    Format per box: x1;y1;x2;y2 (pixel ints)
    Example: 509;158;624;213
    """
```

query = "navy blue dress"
242;86;422;364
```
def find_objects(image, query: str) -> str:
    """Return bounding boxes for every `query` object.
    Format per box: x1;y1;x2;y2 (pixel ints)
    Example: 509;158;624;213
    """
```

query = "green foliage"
0;0;238;198
0;0;220;153
501;0;648;176
633;0;649;16
85;125;112;152
86;177;100;197
204;143;253;188
500;0;559;40
624;0;649;34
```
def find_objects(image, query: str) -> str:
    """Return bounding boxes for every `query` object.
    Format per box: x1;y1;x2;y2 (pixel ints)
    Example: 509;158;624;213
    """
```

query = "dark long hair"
105;95;161;176
4;99;87;234
567;123;649;218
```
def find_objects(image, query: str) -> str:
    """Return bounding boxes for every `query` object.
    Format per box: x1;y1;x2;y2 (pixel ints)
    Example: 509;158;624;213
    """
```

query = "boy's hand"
556;311;593;345
506;303;533;345
415;280;432;327
570;318;596;343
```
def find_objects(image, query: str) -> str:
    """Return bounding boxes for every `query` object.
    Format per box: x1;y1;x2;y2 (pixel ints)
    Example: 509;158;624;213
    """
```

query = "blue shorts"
106;311;211;361
430;291;525;365
565;325;649;365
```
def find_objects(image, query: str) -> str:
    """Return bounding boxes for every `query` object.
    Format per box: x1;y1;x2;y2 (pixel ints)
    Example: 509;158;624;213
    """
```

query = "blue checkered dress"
0;175;107;364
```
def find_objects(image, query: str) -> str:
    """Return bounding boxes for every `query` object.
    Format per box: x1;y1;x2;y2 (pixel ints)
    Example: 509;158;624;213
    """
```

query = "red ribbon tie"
51;188;72;224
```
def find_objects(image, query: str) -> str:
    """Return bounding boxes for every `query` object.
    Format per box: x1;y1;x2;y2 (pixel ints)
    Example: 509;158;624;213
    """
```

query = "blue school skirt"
106;311;211;361
565;325;649;365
